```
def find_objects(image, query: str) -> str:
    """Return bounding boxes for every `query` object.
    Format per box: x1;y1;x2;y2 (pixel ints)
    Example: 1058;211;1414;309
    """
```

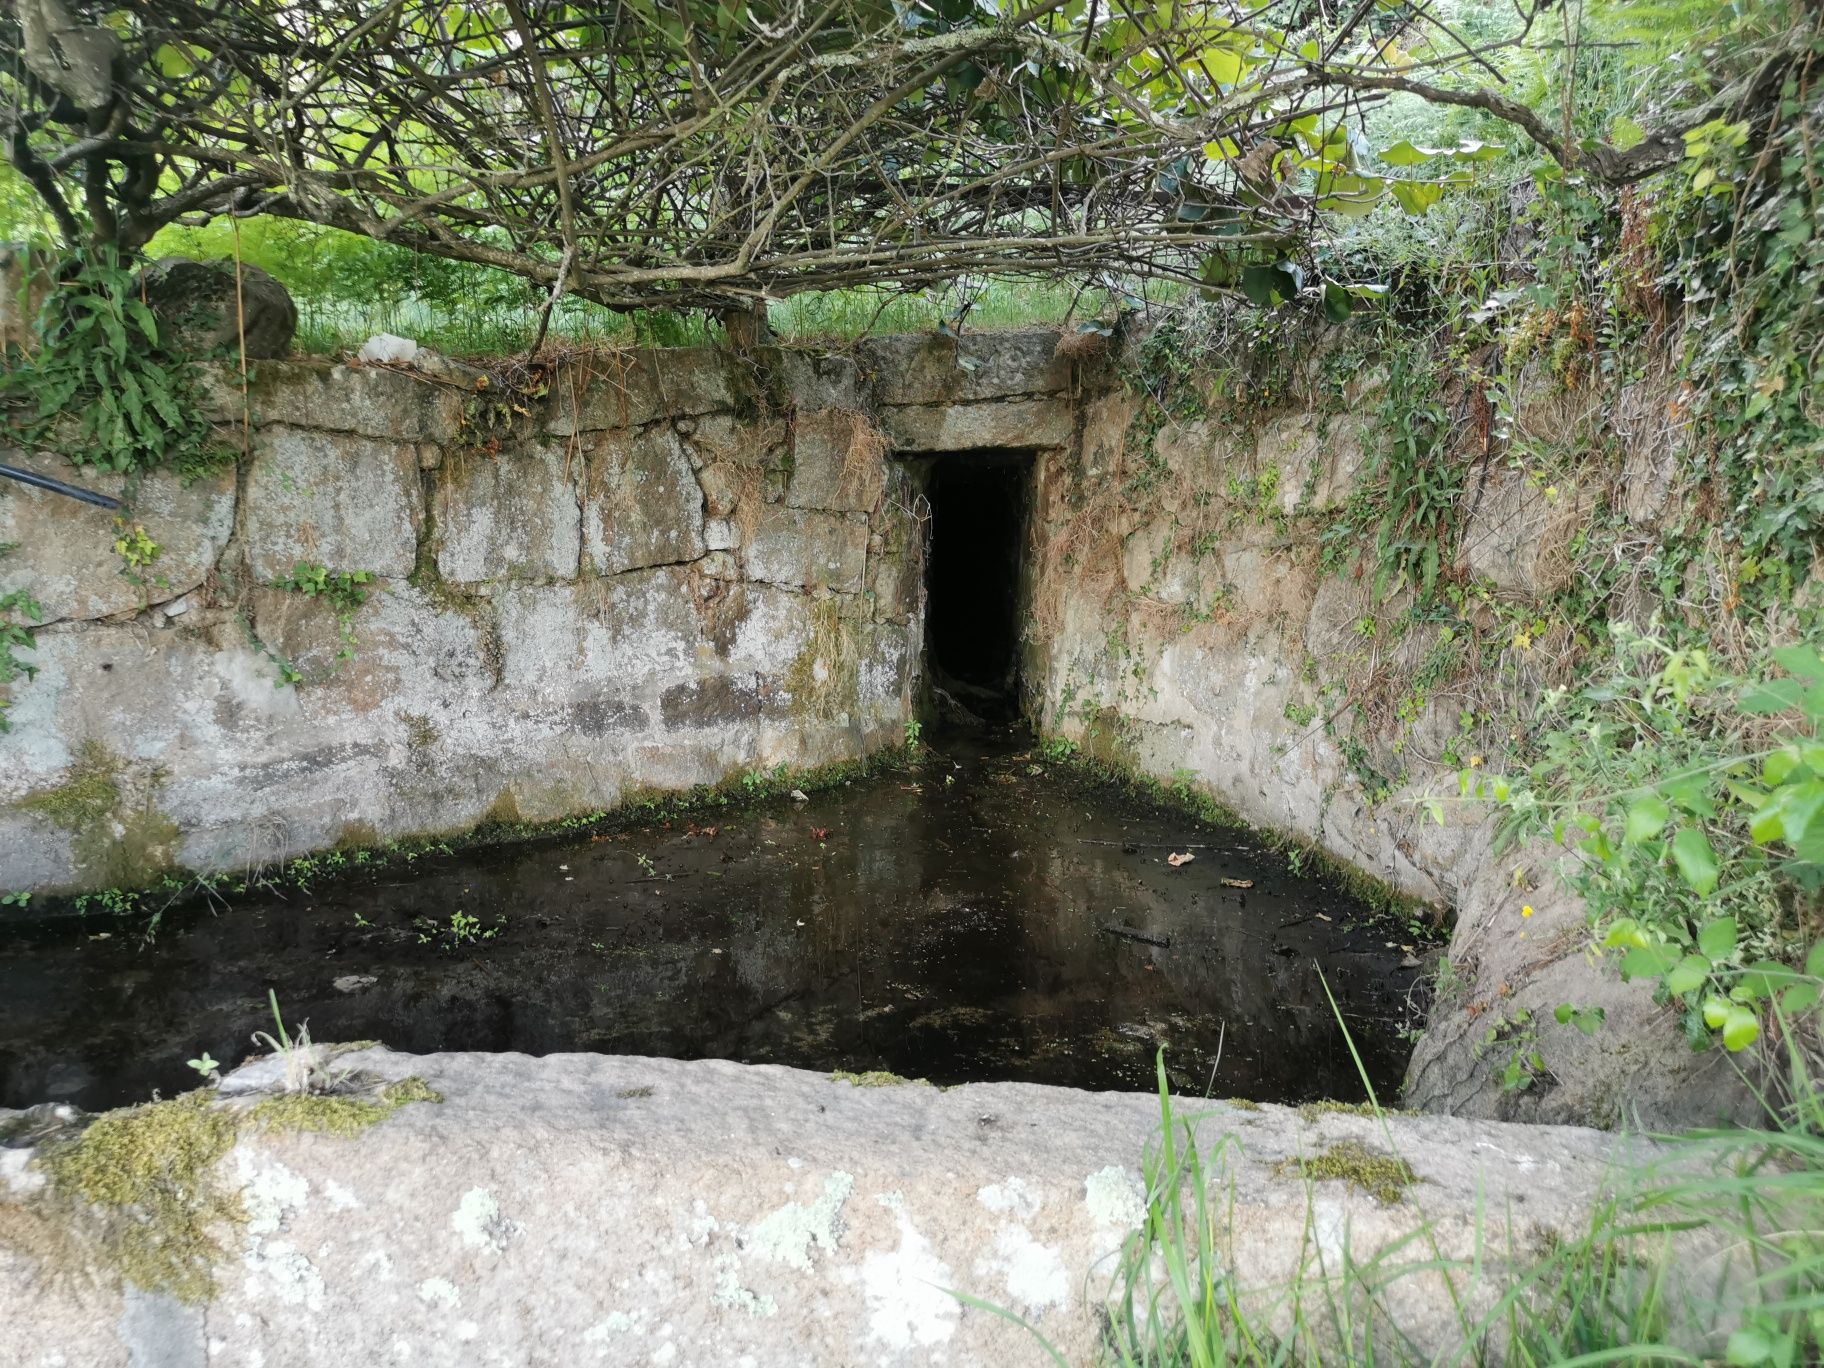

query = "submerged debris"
1101;924;1171;948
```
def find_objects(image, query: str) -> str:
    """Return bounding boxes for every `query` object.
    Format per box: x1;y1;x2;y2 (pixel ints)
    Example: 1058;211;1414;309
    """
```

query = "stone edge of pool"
1;1048;1679;1366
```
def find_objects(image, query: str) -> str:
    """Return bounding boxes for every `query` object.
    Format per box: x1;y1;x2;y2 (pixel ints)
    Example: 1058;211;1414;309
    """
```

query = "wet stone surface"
0;733;1427;1112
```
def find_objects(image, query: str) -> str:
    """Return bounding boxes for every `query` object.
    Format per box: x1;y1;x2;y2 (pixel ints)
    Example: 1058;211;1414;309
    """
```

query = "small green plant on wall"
0;583;43;734
113;520;163;597
271;563;376;673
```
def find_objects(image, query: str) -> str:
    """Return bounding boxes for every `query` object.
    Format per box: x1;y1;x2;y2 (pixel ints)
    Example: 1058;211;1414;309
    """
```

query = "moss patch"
785;596;861;719
1224;1097;1264;1112
38;1090;239;1302
831;1070;930;1088
1273;1140;1418;1206
248;1078;442;1137
15;741;181;890
18;740;122;829
400;711;440;750
15;1077;441;1302
1291;1101;1400;1116
617;1085;655;1100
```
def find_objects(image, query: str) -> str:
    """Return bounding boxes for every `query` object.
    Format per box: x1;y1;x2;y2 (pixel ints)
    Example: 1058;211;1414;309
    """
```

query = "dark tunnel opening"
922;451;1031;723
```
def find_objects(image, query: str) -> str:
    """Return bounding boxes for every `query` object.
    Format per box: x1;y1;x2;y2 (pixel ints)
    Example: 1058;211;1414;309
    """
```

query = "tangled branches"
0;0;1758;314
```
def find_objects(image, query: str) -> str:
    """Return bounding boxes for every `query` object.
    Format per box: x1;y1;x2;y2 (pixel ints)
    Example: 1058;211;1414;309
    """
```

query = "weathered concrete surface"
0;449;236;624
0;1050;1653;1368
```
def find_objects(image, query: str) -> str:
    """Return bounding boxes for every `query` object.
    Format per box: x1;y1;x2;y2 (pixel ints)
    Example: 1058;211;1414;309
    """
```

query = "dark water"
0;734;1427;1112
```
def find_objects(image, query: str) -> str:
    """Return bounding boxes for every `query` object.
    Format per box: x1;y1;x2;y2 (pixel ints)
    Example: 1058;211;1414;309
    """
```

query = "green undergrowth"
4;743;919;935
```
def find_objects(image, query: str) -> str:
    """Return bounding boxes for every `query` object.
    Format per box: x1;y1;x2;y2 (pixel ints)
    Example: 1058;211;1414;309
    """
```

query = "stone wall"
1016;337;1757;1130
0;332;1075;896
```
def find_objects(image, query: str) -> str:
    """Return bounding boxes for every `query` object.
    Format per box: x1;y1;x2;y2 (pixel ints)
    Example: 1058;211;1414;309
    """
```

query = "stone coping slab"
0;1050;1654;1367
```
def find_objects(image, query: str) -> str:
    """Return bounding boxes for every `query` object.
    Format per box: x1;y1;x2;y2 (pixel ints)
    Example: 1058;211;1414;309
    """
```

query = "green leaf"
1389;180;1444;216
1621;944;1676;981
1665;955;1710;996
1671;827;1720;896
1697;917;1738;960
1624;796;1669;844
1703;996;1731;1029
1238;264;1297;307
1764;749;1799;785
1741;679;1803;714
1725;1326;1776;1366
1778;982;1820;1015
1806;940;1824;979
1721;1005;1760;1052
1610;116;1647;152
1198;46;1243;85
1772;781;1824;844
1378;140;1438;166
1750;804;1787;845
1770;645;1824;681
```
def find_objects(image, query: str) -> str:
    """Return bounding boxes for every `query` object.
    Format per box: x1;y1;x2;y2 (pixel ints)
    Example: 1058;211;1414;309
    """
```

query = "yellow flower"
1521;904;1535;919
1469;755;1484;768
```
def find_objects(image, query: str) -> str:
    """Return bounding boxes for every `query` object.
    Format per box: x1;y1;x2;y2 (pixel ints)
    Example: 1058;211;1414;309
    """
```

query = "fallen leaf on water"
812;827;831;841
1219;877;1253;889
790;789;809;802
1316;913;1332;922
1166;851;1195;868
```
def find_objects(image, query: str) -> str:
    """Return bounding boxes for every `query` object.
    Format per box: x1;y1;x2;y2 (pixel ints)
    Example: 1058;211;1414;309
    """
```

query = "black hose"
0;462;121;510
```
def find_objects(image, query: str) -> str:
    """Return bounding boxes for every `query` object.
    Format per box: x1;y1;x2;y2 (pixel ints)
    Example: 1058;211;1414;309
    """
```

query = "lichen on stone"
1083;1166;1147;1228
830;1070;929;1088
749;1171;854;1272
37;1089;240;1302
248;1077;442;1137
1273;1140;1418;1206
